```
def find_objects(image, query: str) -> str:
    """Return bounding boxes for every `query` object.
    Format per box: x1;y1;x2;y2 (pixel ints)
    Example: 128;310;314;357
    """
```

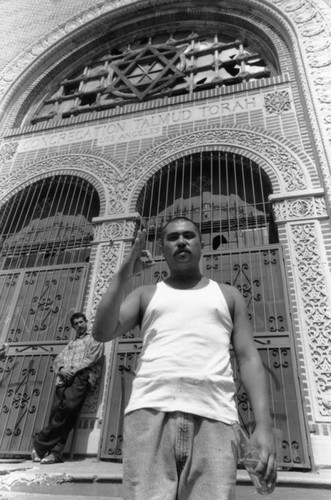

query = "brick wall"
0;0;99;70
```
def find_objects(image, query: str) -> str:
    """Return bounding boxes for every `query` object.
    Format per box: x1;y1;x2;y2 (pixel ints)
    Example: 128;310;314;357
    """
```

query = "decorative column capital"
92;213;140;243
271;192;327;223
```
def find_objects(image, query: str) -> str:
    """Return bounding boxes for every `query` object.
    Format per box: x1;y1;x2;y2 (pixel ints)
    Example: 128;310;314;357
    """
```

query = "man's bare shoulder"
217;282;241;298
135;284;158;314
216;283;244;316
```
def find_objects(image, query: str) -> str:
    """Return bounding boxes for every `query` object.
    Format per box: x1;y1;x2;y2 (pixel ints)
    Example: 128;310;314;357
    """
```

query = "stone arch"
0;0;324;130
125;127;315;214
0;1;329;207
0;154;123;217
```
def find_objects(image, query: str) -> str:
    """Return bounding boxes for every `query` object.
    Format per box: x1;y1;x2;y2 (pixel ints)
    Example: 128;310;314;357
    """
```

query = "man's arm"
226;285;277;482
92;230;154;342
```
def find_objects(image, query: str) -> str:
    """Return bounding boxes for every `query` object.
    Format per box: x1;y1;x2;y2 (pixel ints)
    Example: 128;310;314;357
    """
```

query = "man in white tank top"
93;217;276;500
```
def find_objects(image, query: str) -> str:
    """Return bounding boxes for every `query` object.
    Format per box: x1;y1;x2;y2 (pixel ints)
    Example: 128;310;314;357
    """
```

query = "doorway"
0;175;99;456
100;152;310;468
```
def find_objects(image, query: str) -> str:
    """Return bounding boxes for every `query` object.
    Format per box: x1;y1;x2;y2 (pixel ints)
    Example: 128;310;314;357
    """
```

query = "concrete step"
1;458;331;499
0;494;122;500
1;484;331;500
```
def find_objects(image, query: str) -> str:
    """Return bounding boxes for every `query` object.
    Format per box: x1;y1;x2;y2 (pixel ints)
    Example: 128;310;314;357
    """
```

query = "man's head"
160;217;203;272
161;217;202;244
70;312;88;337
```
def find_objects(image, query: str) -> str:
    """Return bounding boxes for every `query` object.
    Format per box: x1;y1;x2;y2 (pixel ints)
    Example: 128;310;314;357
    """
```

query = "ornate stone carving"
93;220;137;242
264;91;292;114
0;154;115;213
0;1;132;98
0;1;330;150
0;141;18;166
290;222;331;418
89;242;121;323
0;132;311;219
127;129;308;203
273;195;327;221
321;389;331;410
81;385;101;414
267;0;331;204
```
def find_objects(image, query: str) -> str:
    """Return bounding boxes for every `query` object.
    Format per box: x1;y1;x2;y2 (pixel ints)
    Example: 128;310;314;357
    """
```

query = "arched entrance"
101;151;310;468
0;175;100;456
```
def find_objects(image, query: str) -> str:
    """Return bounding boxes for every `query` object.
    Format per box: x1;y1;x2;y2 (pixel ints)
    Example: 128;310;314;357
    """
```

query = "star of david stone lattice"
108;44;186;100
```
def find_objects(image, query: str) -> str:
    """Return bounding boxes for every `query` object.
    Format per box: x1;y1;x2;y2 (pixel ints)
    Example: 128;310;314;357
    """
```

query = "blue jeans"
123;409;237;500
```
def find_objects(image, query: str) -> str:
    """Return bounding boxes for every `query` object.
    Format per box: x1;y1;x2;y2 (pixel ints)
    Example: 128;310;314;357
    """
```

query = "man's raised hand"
120;229;155;279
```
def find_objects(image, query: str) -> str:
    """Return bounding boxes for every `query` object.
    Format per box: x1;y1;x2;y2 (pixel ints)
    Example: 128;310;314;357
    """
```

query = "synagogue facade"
0;0;330;470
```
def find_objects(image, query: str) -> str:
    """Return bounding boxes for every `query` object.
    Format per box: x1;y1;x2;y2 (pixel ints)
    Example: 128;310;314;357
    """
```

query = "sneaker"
40;452;63;464
31;449;41;462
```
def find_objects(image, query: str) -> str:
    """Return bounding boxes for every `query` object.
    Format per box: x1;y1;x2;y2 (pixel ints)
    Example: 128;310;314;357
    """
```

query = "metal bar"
26;178;51;267
189;154;193;221
172;159;178;219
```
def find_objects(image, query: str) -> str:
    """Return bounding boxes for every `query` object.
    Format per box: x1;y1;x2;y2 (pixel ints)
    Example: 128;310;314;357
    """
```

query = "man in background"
32;312;103;464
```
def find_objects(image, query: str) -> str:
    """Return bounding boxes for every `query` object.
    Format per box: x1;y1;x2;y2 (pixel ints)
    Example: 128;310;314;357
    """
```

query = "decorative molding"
0;141;18;167
273;195;327;222
290;222;331;419
81;385;101;414
93;219;138;242
127;129;309;210
267;0;331;205
0;131;312;219
0;0;330;149
0;0;133;98
89;242;122;324
264;90;292;114
0;154;113;215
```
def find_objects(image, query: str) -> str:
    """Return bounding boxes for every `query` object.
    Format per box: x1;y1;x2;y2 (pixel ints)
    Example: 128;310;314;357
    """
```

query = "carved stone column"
272;190;331;464
75;213;139;452
88;213;140;322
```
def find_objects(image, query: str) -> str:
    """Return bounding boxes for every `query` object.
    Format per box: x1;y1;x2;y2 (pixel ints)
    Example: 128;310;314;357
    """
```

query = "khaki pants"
123;409;237;500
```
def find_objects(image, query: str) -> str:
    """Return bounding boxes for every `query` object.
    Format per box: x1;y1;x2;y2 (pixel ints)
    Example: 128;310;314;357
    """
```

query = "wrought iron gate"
100;152;311;468
0;264;88;456
0;175;99;456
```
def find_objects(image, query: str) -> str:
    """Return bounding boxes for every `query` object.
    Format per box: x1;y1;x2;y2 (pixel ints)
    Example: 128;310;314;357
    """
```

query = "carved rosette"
273;195;327;222
264;90;292;114
290;222;331;418
0;141;18;167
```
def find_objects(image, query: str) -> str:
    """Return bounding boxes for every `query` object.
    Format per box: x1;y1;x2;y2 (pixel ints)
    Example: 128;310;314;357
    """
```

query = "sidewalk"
0;456;331;499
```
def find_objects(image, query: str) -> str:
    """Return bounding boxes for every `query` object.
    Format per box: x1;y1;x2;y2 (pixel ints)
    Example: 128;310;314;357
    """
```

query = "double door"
0;264;88;456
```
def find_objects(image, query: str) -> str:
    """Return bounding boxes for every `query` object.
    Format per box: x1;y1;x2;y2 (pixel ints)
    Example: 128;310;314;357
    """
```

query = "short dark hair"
70;312;87;327
161;217;202;242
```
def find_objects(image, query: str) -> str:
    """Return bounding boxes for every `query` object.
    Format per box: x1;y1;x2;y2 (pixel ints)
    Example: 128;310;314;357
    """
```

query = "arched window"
0;176;100;343
30;28;278;124
0;176;99;269
137;151;278;256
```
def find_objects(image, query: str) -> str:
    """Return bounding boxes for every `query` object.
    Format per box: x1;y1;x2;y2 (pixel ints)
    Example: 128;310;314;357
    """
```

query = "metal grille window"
0;176;100;270
136;151;278;257
30;29;277;124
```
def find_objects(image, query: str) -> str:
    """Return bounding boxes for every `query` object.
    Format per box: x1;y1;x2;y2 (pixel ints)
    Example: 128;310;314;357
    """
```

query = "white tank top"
125;279;238;423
